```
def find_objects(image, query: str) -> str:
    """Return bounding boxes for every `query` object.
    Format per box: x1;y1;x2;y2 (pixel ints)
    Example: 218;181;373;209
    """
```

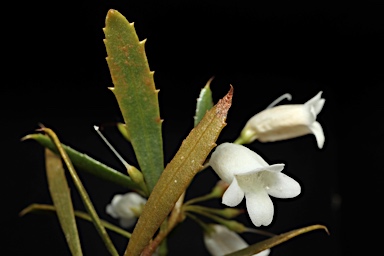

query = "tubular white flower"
204;224;270;256
106;192;147;228
209;143;301;227
236;91;325;148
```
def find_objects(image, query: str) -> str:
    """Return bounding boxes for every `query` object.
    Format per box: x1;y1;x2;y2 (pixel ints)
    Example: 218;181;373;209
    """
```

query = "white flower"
236;91;325;148
209;143;301;227
106;192;147;228
204;224;270;256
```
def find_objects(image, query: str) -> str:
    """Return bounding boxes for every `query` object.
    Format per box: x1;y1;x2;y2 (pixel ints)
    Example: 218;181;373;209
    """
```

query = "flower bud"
106;192;147;228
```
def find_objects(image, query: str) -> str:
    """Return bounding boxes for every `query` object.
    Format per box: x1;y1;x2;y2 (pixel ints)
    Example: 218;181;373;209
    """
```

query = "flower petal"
305;91;325;116
106;192;147;220
106;204;118;218
308;121;325;148
204;224;271;256
263;163;285;173
244;188;274;227
313;98;325;115
222;178;244;207
255;249;271;256
209;143;269;183
119;217;137;228
204;224;248;256
305;91;322;106
262;172;301;198
234;172;274;226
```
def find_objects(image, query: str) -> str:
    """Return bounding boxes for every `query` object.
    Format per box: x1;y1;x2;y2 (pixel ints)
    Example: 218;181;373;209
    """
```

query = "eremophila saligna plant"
20;9;329;256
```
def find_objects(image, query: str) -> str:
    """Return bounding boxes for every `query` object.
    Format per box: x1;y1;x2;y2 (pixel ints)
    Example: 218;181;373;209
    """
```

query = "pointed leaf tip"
20;134;33;142
206;76;215;88
216;85;233;118
194;78;215;126
107;9;116;15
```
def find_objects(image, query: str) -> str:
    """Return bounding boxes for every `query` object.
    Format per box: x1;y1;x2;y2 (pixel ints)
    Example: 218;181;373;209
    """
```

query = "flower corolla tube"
204;224;270;256
106;192;147;228
209;143;301;227
236;91;325;148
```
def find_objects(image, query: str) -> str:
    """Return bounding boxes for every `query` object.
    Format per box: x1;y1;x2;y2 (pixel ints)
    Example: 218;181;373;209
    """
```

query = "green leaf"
20;204;131;239
125;87;233;256
40;127;119;256
103;9;164;192
194;77;214;126
45;149;82;256
22;133;143;194
225;224;329;256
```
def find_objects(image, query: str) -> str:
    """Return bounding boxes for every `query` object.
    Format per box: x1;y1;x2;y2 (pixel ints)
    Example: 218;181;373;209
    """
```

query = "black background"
4;1;383;255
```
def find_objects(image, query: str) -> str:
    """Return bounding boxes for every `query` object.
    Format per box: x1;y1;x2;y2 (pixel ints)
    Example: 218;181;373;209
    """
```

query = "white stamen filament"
266;93;292;109
94;125;129;167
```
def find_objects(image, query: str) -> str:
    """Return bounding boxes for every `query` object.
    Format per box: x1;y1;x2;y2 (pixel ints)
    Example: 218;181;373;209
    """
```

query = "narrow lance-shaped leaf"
194;77;214;126
225;224;329;256
20;204;132;239
45;149;82;256
22;133;143;194
104;9;164;192
125;86;233;256
40;127;119;256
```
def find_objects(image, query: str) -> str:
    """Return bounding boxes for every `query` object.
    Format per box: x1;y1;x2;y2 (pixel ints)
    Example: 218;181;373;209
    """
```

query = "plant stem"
20;203;131;238
184;193;216;206
185;212;213;234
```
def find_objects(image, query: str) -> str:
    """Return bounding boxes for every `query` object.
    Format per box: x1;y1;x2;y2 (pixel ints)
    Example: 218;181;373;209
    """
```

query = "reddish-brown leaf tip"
216;85;233;118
